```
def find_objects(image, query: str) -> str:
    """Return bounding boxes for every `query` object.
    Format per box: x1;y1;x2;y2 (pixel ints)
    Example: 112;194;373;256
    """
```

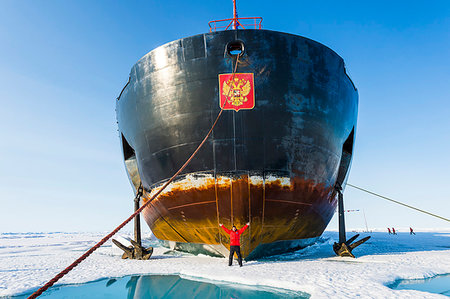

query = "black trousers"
229;245;242;266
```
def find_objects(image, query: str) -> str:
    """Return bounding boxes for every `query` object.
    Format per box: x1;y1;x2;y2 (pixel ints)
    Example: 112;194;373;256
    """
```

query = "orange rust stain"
140;174;336;258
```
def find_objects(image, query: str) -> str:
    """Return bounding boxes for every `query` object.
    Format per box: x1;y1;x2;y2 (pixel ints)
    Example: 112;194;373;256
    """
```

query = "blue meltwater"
389;274;450;297
14;274;310;299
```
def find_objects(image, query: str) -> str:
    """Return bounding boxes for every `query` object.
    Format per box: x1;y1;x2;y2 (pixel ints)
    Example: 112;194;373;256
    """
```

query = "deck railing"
208;17;263;32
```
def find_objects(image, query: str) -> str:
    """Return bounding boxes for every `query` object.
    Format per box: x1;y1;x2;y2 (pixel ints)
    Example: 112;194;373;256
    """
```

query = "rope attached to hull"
28;56;241;299
347;183;450;223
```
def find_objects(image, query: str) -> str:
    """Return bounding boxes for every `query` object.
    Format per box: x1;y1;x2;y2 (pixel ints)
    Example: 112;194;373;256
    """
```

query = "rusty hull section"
141;173;336;258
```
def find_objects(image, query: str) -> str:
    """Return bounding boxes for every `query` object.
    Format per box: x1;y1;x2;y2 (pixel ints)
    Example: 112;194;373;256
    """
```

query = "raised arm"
219;224;231;234
238;223;250;234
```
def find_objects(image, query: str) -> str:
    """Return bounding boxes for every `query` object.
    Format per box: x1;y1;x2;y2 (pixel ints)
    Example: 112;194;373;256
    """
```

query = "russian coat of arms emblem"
218;73;255;111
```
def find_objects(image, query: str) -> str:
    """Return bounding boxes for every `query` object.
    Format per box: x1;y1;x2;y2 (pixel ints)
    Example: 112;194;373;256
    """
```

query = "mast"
233;0;238;29
208;0;262;32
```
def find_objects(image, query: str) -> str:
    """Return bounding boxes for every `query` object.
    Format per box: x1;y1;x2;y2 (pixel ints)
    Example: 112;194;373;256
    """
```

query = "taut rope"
28;55;241;299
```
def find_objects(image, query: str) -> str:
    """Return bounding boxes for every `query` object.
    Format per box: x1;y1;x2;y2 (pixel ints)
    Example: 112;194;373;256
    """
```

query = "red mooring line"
28;56;241;299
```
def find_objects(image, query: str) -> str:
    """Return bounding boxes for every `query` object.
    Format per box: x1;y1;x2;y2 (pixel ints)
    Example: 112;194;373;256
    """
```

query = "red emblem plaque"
219;73;255;111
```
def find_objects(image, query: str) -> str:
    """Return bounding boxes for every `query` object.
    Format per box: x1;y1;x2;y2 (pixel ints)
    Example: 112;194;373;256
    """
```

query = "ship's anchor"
112;184;153;260
333;183;370;258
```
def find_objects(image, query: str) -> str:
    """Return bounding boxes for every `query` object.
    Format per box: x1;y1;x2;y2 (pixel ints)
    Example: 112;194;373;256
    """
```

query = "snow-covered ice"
1;230;449;298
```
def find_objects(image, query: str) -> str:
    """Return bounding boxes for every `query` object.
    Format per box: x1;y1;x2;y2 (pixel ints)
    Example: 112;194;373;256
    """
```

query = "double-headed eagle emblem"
222;77;252;106
218;73;255;111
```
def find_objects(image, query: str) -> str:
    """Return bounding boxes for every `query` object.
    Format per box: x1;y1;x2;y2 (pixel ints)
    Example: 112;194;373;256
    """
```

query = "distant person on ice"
219;222;249;267
410;227;416;235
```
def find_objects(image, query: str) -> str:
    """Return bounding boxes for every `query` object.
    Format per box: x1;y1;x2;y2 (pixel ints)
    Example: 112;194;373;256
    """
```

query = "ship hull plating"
116;29;358;259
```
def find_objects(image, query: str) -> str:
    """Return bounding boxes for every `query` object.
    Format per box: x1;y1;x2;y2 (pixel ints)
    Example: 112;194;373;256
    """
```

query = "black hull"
116;29;358;258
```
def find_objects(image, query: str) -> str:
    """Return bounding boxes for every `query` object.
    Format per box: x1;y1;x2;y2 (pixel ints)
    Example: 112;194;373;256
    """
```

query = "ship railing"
208;17;263;32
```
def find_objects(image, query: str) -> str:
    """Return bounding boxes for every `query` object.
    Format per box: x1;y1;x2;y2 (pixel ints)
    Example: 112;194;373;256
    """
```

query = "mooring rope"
346;183;450;223
28;55;241;299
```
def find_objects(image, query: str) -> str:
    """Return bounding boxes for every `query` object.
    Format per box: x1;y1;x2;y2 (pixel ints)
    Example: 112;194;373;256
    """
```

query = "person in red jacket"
219;222;249;266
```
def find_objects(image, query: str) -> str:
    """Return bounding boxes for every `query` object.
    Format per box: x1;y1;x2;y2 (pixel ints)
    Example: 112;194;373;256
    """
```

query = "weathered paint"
116;29;358;258
141;173;335;258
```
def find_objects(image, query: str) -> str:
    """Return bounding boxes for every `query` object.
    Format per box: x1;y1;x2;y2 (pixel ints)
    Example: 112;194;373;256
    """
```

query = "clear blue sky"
0;0;449;232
